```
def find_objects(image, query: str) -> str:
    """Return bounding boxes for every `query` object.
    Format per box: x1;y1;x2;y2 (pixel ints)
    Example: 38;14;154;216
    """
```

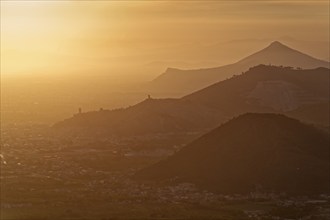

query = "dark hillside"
135;113;330;194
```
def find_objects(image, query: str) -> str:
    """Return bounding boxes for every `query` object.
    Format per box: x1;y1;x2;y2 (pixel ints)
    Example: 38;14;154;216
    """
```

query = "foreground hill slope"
150;41;329;94
54;65;329;135
135;113;330;194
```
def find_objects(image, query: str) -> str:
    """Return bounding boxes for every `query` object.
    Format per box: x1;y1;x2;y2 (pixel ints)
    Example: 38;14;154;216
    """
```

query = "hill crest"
135;113;330;194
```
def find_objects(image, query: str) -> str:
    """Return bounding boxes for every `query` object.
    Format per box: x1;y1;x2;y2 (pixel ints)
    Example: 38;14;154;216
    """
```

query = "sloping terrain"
54;65;329;135
135;113;330;194
183;65;329;115
150;41;329;94
54;98;225;136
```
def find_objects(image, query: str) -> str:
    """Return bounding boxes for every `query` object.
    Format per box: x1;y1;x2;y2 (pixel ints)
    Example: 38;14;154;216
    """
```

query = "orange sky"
1;1;329;80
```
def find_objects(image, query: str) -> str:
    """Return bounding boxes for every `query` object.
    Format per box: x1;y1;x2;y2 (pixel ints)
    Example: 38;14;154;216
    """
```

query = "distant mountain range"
54;65;329;135
149;41;329;94
135;113;330;194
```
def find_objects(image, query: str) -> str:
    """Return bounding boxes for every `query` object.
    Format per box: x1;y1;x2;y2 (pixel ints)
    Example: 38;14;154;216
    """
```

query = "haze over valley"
1;1;329;219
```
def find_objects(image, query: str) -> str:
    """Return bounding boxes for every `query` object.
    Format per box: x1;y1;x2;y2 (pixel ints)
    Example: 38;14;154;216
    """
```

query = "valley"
1;123;329;219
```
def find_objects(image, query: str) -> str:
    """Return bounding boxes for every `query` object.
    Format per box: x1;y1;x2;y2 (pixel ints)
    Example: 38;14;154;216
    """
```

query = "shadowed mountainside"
54;98;225;136
150;41;329;94
135;113;330;194
183;65;329;115
54;65;329;136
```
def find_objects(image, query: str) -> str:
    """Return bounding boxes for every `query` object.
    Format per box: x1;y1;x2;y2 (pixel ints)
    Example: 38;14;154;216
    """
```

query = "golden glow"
1;1;97;75
1;1;329;78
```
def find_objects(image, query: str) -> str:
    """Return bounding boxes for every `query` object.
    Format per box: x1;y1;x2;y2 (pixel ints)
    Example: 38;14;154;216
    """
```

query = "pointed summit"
259;41;299;53
237;40;329;68
267;41;287;49
150;41;329;94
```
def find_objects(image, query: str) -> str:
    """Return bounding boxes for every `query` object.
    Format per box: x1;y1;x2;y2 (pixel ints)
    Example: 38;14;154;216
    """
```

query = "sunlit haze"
1;1;329;80
1;1;330;219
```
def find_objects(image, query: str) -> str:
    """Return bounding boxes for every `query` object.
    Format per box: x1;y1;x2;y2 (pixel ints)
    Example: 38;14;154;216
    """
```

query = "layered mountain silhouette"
54;65;329;135
135;113;330;194
150;41;329;94
54;98;225;136
183;65;329;115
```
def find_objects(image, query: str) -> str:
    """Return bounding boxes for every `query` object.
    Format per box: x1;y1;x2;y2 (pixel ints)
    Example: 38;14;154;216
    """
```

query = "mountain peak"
266;41;289;50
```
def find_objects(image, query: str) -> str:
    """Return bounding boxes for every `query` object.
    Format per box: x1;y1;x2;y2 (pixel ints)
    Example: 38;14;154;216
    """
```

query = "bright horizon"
1;1;329;80
1;3;330;218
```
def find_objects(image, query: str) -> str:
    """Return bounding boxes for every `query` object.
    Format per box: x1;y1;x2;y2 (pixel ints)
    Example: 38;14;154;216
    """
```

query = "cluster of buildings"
1;124;329;219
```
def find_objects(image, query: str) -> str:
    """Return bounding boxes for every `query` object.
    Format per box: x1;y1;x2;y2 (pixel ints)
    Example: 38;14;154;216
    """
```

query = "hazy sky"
1;0;329;80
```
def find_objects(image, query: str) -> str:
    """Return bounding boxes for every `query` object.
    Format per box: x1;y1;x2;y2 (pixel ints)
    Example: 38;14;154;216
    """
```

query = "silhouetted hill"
286;102;329;126
183;65;329;115
238;41;329;68
54;65;329;135
135;113;330;194
150;41;329;94
54;98;225;136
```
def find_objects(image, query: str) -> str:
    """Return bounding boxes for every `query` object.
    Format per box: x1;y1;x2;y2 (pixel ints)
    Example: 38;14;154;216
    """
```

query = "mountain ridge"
54;65;330;136
150;41;329;94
